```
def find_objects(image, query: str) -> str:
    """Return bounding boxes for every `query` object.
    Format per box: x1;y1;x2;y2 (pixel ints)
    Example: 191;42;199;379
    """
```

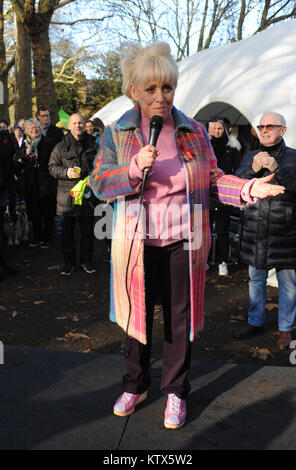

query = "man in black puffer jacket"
234;112;296;350
49;114;98;276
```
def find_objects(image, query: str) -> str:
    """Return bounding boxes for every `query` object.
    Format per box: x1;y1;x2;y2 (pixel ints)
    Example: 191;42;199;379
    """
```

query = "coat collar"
114;103;196;133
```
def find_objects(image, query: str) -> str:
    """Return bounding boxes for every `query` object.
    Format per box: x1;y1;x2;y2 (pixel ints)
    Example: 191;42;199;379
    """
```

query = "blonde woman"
89;42;284;429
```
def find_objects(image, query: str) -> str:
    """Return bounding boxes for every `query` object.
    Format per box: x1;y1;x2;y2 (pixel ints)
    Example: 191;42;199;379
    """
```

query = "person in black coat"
13;119;57;248
36;106;64;145
49;114;99;275
234;112;296;350
209;119;242;275
0;118;17;242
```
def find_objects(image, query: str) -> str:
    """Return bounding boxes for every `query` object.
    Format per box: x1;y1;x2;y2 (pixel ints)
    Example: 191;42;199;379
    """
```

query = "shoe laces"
121;392;134;403
168;394;181;414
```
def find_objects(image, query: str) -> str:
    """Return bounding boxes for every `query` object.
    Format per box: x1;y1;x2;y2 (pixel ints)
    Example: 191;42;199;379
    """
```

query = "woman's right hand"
26;145;32;155
137;145;159;171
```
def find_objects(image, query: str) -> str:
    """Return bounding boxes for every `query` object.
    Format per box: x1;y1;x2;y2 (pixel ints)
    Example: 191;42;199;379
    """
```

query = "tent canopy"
92;19;296;147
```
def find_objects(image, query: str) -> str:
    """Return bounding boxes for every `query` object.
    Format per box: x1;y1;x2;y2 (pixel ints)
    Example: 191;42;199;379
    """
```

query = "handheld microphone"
143;115;163;182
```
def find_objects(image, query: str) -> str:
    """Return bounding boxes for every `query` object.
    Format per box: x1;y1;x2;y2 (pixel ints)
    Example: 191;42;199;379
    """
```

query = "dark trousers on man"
123;240;192;399
61;215;95;267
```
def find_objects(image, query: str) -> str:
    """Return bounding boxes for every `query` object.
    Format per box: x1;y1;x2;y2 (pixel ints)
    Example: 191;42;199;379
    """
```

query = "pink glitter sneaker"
113;391;147;417
164;394;186;429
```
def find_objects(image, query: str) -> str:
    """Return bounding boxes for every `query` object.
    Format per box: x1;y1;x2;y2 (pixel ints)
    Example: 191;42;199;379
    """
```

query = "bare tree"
101;0;296;60
0;1;14;120
10;0;75;122
14;17;32;120
256;0;296;32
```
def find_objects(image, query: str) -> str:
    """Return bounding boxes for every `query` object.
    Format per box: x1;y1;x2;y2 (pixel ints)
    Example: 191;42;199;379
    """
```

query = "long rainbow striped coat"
89;105;247;344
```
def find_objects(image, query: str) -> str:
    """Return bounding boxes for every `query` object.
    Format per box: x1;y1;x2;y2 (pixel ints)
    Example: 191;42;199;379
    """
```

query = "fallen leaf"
56;337;65;342
230;314;246;322
34;300;45;305
56;316;67;320
72;315;79;322
0;306;7;311
82;349;91;353
65;332;90;340
11;311;18;318
251;347;273;360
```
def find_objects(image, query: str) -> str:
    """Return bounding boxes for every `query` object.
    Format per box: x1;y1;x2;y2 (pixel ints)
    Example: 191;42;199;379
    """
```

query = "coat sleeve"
48;143;68;180
202;127;248;207
272;163;296;195
89;125;139;201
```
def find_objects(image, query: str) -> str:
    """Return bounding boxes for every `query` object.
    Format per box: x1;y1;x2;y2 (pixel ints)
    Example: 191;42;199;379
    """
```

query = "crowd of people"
0;41;295;430
0;108;103;280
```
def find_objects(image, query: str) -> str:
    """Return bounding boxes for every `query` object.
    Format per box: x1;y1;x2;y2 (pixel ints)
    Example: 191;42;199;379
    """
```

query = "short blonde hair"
25;118;42;133
120;42;179;99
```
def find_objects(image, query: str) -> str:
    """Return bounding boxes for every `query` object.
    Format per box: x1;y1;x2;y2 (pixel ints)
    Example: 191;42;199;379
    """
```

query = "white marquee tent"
92;19;296;147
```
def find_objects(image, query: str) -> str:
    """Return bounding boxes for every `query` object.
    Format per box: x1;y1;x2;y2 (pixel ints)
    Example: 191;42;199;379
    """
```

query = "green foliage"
54;80;80;115
94;49;122;110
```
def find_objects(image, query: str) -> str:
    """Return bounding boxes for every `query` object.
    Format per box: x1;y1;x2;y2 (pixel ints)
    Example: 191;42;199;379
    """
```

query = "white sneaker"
218;262;228;276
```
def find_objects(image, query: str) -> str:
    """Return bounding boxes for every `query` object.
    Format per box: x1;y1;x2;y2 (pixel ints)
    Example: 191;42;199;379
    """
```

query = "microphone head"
150;115;163;131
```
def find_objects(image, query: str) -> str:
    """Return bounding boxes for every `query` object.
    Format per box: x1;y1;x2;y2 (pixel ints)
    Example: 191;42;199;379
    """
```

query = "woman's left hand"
250;173;285;198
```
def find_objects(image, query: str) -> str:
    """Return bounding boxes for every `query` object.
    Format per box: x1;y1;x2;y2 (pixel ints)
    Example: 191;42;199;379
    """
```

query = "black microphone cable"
123;115;163;356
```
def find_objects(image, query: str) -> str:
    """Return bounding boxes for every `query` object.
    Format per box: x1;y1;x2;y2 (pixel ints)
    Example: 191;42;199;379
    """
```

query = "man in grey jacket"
49;114;98;275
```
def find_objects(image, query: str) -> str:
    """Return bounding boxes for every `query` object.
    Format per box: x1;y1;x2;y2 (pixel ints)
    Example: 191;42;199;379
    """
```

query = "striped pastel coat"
89;105;247;344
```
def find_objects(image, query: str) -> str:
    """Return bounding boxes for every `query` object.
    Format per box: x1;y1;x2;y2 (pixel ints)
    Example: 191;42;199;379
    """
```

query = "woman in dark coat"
209;119;242;275
14;119;57;247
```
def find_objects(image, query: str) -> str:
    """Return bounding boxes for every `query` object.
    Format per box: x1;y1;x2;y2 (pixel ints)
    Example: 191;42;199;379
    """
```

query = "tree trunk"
0;0;9;120
15;18;32;120
30;25;59;123
0;73;9;121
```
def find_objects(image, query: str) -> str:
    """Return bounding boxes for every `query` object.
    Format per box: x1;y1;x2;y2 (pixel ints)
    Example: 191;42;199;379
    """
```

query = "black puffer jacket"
235;140;296;269
49;132;98;216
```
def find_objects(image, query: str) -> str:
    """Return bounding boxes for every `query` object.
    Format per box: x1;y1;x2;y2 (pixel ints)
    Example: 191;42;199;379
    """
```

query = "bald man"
49;114;98;275
234;112;296;350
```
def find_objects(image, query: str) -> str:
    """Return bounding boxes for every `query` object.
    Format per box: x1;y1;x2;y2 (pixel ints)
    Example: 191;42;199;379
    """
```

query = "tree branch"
54;0;76;10
51;15;113;25
3;55;15;75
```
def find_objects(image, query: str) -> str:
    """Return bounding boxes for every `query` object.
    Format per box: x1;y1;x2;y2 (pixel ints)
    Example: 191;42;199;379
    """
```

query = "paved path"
0;345;295;451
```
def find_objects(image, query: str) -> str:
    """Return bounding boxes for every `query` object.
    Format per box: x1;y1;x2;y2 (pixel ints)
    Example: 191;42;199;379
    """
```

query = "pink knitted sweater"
128;111;256;247
129;112;189;246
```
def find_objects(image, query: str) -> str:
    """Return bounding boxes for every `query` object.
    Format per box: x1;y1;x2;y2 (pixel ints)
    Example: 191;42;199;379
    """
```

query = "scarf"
41;121;51;136
259;139;283;161
25;134;42;162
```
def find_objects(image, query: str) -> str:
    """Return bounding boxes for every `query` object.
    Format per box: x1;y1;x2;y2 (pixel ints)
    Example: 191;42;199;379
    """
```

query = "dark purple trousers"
123;240;192;399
